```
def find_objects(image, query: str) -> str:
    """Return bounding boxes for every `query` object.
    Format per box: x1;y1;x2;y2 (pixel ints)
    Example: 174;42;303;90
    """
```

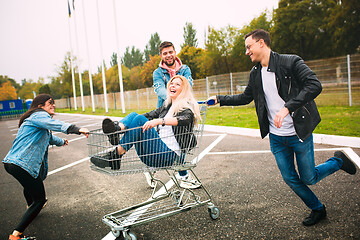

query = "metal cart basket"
87;104;219;240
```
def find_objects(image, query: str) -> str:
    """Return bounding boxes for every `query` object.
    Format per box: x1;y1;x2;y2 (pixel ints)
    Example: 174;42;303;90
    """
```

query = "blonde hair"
164;75;201;124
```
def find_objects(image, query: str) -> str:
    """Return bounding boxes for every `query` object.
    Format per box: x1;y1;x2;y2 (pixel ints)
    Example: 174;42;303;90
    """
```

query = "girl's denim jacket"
3;111;71;179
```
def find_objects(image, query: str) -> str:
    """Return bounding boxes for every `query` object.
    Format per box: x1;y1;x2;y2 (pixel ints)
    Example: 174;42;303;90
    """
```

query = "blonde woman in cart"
90;75;200;180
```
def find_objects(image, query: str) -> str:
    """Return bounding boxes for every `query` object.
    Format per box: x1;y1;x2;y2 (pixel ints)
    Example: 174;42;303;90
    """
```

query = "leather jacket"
143;104;197;151
217;51;322;141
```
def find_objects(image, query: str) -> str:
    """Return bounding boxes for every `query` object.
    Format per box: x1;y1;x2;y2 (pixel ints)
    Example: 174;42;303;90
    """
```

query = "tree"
0;81;17;100
122;46;144;69
97;60;107;73
181;22;198;49
178;46;204;79
203;25;239;75
326;0;360;56
110;52;118;67
18;80;42;99
140;55;161;87
144;32;161;62
129;66;143;90
50;52;74;98
39;84;51;94
272;0;337;60
232;11;273;71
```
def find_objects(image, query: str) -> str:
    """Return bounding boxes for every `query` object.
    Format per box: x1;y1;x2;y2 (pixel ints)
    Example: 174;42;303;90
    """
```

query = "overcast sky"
0;0;279;84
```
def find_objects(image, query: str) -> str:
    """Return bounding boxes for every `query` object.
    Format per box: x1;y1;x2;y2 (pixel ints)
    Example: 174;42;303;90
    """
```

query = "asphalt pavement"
0;113;359;240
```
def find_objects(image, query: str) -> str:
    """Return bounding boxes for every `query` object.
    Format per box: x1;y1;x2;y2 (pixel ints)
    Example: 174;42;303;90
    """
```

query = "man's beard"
164;58;175;67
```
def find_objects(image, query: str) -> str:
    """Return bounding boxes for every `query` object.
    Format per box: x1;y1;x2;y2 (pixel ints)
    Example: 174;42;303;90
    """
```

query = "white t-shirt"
261;66;296;136
158;109;181;155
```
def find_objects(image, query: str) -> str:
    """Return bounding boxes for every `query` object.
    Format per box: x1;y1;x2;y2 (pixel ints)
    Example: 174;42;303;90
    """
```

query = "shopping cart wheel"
112;229;121;238
208;206;220;220
119;231;136;240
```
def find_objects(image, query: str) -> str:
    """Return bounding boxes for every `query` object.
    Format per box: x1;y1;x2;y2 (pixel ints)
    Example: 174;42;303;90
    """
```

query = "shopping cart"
87;103;219;240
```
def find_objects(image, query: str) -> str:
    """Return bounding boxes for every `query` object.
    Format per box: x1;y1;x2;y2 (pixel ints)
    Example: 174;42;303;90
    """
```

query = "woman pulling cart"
3;94;89;240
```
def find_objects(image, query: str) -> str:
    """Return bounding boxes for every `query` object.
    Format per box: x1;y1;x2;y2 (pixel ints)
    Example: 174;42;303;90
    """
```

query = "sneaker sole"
102;118;116;133
90;156;110;168
336;151;357;175
102;118;120;145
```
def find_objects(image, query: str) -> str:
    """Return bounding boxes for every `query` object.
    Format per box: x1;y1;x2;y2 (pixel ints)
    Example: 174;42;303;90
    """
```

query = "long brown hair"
19;94;53;127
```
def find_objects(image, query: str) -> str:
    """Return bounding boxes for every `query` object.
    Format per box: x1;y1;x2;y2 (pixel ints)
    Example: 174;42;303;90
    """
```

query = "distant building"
0;99;23;112
0;99;26;120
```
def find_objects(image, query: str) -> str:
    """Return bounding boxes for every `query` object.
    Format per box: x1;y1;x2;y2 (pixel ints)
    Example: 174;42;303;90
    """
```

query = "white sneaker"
179;175;201;189
144;172;156;188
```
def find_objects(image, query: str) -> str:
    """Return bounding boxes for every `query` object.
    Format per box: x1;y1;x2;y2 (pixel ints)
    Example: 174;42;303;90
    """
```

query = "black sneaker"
302;205;326;226
90;148;122;170
335;151;357;175
102;118;122;145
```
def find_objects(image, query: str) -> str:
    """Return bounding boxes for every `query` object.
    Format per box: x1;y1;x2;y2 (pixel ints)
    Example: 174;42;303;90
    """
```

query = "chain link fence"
55;53;360;111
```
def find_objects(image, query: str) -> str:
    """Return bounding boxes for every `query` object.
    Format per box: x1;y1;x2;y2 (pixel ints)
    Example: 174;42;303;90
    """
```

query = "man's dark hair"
245;29;271;47
159;41;175;54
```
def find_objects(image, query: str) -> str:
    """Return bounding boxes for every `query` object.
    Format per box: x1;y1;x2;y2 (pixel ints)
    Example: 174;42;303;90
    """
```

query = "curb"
57;113;360;149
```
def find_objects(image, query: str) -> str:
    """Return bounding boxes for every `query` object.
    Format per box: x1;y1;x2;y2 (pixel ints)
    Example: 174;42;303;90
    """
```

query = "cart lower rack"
87;104;219;240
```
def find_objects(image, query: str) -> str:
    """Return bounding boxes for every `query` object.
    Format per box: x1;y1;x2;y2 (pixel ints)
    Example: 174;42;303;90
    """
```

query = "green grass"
56;105;360;137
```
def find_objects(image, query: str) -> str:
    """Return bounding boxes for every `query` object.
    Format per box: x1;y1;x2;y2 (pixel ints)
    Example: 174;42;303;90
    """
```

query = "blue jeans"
269;133;342;210
120;112;186;175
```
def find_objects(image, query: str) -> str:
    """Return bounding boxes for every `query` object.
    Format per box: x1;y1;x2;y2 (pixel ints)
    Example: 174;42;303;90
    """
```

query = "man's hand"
63;139;69;146
274;107;290;128
206;96;218;106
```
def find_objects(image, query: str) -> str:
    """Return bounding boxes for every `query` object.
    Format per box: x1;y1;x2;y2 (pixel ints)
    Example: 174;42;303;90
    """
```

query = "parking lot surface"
1;114;359;240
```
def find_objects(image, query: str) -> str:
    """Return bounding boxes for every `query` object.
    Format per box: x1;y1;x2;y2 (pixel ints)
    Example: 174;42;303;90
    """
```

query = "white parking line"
48;157;89;176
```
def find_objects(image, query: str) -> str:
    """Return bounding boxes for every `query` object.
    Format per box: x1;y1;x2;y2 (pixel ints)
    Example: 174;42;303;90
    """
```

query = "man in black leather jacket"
208;29;356;226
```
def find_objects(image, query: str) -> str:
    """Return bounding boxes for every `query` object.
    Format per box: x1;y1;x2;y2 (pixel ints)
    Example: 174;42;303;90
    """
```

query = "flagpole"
113;0;125;113
81;0;95;112
96;0;109;113
67;0;77;110
72;1;85;112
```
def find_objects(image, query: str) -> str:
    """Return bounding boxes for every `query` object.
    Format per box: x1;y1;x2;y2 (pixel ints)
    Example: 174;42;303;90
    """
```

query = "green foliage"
204;25;239;75
326;0;360;56
17;80;42;99
178;46;204;79
38;84;51;94
181;22;198;48
140;55;161;87
232;11;273;72
144;32;161;62
253;0;359;60
110;52;118;67
121;46;144;69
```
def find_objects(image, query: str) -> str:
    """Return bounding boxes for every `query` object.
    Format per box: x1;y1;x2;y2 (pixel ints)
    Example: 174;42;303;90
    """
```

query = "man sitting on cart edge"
91;75;201;181
207;29;357;227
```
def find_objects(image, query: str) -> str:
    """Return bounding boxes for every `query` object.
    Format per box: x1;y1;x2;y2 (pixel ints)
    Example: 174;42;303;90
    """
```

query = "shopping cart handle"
198;99;216;105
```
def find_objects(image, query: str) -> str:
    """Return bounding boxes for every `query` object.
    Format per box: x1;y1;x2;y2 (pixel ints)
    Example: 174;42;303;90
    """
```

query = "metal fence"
55;53;360;111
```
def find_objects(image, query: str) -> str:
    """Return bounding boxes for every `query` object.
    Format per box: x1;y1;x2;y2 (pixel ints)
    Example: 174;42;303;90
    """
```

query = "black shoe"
102;118;122;145
302;206;326;226
90;148;122;170
335;151;357;175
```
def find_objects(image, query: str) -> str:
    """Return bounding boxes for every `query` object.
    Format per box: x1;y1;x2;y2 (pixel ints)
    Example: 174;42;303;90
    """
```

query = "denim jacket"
3;111;72;179
153;65;193;107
